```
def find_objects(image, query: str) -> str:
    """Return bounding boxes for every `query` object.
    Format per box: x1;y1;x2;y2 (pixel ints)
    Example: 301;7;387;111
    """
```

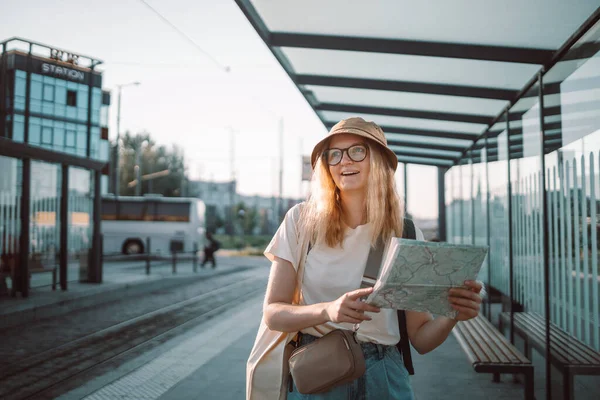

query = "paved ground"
3;254;599;399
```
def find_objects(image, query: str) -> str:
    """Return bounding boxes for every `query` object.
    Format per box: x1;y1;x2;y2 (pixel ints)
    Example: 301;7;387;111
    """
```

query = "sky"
0;0;439;219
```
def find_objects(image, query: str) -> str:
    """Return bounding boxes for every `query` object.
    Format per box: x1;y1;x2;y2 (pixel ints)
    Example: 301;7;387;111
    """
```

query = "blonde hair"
300;140;404;248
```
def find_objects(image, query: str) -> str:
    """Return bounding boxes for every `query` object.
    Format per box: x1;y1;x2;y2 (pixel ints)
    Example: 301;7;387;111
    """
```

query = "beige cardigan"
246;204;309;400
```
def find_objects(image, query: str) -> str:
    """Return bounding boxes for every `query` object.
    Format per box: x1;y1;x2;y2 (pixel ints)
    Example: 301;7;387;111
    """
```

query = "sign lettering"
50;48;79;65
41;63;85;82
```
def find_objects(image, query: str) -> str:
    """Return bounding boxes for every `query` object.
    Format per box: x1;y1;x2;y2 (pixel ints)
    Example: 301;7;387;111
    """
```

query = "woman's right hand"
324;287;381;324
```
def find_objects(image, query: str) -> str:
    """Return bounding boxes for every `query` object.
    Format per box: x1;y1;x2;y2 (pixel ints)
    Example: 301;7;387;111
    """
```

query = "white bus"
101;196;206;255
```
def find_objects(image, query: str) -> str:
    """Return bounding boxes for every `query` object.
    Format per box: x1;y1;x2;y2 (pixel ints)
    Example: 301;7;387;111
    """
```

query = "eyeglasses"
324;144;368;166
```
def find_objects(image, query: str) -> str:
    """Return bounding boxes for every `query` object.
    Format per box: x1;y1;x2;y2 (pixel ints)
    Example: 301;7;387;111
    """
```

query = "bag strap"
398;218;416;375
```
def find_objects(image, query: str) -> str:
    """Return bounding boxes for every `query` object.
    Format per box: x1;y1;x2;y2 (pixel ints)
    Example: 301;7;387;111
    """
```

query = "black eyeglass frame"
323;144;369;166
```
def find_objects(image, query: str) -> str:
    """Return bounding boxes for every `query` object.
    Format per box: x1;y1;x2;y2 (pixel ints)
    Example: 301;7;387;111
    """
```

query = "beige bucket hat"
311;117;398;171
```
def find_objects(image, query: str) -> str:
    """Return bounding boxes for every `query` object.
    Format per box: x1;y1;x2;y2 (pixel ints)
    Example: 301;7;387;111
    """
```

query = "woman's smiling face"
327;133;371;194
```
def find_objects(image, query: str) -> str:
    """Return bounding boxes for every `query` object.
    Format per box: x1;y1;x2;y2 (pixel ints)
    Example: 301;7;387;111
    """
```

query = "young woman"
250;117;482;399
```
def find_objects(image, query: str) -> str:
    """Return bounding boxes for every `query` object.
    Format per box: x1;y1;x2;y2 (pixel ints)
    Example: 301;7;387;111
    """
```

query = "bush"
213;234;271;250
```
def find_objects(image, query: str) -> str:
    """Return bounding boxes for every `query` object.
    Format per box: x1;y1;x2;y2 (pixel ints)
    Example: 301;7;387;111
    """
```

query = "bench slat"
455;316;530;366
515;313;600;365
522;313;600;364
464;319;509;364
502;312;600;366
472;315;529;364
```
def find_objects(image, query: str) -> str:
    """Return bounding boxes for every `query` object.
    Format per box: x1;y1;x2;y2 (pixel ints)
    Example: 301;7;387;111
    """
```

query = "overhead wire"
135;0;279;120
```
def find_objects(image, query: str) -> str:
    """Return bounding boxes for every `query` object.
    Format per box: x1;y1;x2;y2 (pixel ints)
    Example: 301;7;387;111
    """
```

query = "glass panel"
254;0;597;49
459;155;473;244
451;166;462;243
68;167;93;282
13;114;24;142
405;165;438;239
0;156;22;296
29;161;61;289
488;126;510;299
544;18;600;399
473;138;489;316
509;80;547;400
388;145;462;159
321;110;485;135
304;85;505;116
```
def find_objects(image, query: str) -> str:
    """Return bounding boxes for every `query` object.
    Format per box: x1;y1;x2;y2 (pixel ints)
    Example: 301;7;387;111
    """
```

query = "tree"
234;202;259;235
112;131;187;197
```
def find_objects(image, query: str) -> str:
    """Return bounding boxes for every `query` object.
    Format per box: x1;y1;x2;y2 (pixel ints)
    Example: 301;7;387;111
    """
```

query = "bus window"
101;199;117;220
155;202;190;222
119;201;145;221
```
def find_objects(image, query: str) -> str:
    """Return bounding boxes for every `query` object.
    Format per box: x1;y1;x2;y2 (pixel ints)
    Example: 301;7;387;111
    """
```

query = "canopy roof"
235;0;600;167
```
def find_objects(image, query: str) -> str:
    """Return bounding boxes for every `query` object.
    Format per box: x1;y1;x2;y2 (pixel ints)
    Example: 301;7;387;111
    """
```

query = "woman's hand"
448;280;483;321
325;287;381;324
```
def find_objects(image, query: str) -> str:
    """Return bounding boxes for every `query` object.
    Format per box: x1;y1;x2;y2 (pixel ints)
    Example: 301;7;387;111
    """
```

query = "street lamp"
114;81;141;196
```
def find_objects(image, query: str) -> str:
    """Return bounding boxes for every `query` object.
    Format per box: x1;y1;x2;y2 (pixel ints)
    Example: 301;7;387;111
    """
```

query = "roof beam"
296;74;517;101
270;32;554;64
396;156;453;167
318;103;492;125
392;150;459;161
325;121;479;141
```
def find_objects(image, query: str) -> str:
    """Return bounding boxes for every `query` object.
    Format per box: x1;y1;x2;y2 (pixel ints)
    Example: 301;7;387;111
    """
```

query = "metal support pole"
115;86;122;196
485;135;492;319
278;118;284;223
60;164;68;289
538;72;552;400
134;144;141;196
172;251;176;274
146;237;151;275
506;110;515;344
85;66;94;158
193;242;198;273
92;169;102;283
403;163;408;214
437;167;447;242
19;158;31;297
0;43;6;138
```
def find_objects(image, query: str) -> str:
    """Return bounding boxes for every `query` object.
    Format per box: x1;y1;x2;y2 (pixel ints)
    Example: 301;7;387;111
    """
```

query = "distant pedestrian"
202;232;220;268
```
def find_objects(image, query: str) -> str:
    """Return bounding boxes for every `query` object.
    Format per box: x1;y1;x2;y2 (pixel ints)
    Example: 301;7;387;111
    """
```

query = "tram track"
0;273;266;400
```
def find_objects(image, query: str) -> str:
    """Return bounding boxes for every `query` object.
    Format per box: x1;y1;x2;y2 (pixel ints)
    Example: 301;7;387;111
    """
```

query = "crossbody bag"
287;218;417;394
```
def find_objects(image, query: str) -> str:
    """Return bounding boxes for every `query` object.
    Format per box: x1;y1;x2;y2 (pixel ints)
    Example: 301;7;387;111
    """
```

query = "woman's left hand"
448;280;483;321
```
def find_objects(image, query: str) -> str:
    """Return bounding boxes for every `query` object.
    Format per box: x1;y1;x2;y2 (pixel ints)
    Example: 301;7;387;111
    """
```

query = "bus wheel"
123;239;144;255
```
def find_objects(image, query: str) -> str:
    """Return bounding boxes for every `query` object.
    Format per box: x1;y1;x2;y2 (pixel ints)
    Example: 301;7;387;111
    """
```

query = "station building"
0;38;110;297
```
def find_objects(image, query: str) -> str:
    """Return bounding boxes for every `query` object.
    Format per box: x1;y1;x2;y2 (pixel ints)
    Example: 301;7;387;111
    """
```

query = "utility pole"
229;128;236;240
115;86;122;196
278;118;284;223
113;81;140;196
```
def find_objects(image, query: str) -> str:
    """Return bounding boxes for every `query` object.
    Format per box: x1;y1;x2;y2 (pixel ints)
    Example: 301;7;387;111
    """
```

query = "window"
67;90;77;107
42;127;53;145
66;129;76;148
43;84;54;101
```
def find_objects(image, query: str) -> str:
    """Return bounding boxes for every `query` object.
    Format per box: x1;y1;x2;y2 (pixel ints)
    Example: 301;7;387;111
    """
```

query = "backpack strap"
397;218;416;375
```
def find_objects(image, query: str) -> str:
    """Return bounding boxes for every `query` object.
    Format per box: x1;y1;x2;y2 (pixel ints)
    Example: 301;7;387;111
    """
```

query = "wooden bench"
500;312;600;400
454;315;534;400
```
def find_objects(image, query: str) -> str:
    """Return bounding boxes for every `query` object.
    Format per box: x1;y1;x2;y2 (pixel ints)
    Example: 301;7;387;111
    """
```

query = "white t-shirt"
264;205;424;345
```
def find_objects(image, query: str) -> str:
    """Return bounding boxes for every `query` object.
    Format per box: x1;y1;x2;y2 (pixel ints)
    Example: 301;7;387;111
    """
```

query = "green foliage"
233;201;259;235
213;234;271;250
113;131;187;197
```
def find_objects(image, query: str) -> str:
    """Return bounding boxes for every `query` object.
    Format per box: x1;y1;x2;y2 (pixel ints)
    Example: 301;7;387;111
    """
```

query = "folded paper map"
365;239;488;318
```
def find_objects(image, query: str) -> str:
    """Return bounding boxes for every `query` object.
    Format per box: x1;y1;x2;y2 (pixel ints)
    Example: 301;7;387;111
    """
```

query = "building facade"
0;38;110;297
188;178;301;235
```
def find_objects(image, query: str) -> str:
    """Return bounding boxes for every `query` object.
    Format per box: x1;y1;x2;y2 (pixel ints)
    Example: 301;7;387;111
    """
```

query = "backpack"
397;218;416;375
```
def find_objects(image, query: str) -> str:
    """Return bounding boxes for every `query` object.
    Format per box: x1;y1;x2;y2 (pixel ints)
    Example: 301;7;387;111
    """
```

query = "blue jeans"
288;333;415;400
